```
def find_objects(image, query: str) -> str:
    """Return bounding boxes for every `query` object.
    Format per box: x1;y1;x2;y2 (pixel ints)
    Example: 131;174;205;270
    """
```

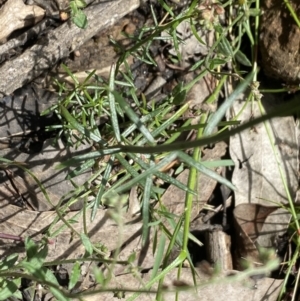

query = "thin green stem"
283;0;300;28
252;0;260;80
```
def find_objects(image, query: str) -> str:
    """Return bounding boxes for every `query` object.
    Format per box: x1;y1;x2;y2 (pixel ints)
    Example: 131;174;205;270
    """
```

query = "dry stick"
0;233;24;242
0;18;55;57
0;0;140;96
0;0;45;42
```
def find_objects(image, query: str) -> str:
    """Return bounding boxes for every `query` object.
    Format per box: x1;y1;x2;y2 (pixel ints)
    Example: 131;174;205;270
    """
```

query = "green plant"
70;0;87;28
2;0;300;300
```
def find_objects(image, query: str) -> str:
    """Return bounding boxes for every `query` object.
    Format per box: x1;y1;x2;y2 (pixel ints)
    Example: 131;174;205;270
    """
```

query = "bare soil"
260;0;300;83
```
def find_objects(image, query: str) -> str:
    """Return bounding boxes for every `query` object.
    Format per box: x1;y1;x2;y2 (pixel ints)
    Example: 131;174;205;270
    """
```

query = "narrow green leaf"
108;152;178;195
61;64;79;85
93;267;105;285
172;82;184;96
25;237;39;261
57;149;115;168
0;279;20;301
171;120;240;133
108;64;121;142
33;244;48;267
235;50;252;67
24;239;48;270
138;102;189;145
151;233;166;281
44;269;70;301
59;104;102;143
178;151;236;191
122;106;167;138
173;90;187;105
248;8;261;16
209;58;227;69
142;173;152;245
0;253;19;270
204;70;254;135
67;158;95;178
80;233;93;256
68;261;81;290
112;91;156;145
201;159;234;168
218;36;234;57
21;262;46;278
190;21;206;45
126;152;196;195
127;252;136;263
152;228;158;255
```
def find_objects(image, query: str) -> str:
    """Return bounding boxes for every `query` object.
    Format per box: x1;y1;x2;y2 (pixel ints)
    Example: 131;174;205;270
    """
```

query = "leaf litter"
0;1;299;300
229;91;298;253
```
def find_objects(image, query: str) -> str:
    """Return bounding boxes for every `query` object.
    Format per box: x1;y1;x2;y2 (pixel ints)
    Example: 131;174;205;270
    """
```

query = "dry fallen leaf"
82;267;283;301
229;91;298;249
233;203;278;268
0;204;142;262
0;138;92;211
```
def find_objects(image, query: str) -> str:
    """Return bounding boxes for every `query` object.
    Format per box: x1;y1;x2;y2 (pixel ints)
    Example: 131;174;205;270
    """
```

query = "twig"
0;18;56;57
0;233;24;242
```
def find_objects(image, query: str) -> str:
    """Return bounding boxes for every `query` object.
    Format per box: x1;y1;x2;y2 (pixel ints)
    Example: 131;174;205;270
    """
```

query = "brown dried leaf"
0;138;92;211
0;204;142;262
83;267;283;301
233;203;279;268
229;92;298;248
